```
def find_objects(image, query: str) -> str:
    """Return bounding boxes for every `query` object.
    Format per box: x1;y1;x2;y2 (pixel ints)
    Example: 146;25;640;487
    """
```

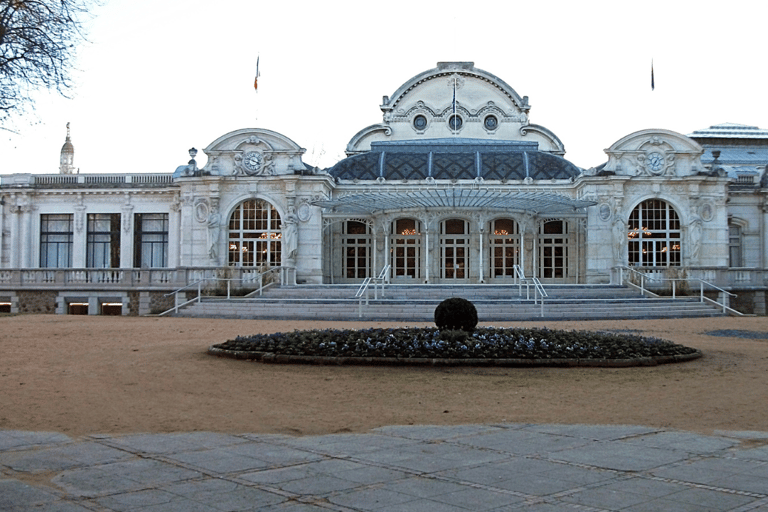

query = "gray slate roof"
327;139;581;181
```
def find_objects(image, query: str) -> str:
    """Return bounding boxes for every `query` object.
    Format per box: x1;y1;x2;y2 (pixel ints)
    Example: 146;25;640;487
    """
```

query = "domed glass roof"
327;139;581;181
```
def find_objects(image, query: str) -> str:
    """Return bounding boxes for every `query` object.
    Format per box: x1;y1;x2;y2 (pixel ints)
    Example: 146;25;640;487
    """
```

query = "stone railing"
0;173;175;188
0;267;264;291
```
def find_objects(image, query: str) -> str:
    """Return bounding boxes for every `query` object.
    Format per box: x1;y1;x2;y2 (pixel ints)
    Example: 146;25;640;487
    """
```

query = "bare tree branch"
0;0;95;122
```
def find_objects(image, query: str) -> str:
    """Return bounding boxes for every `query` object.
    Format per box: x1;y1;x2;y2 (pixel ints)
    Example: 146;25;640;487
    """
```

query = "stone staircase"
173;284;727;321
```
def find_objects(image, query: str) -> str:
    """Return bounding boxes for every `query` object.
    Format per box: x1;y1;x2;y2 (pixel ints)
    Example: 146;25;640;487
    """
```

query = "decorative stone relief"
689;219;703;261
194;199;209;223
598;203;612;222
699;201;715;222
297;201;312;222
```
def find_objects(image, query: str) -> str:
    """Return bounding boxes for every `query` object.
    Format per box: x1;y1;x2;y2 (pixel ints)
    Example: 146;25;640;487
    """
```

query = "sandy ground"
1;315;767;436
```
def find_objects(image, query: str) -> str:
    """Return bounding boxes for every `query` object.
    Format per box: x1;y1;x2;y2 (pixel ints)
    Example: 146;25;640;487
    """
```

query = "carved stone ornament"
297;201;312;222
234;150;275;176
598;203;612;222
194;199;209;223
699;201;715;222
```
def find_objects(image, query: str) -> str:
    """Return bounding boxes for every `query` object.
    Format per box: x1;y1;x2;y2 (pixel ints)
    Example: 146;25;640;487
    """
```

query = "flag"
452;77;456;115
651;60;655;91
254;56;260;92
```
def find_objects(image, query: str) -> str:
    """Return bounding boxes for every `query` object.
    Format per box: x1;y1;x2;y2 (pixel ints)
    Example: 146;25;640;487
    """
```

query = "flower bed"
208;327;702;367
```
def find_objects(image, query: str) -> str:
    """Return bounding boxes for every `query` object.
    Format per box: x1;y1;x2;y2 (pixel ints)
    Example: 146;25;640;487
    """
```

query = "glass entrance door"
391;218;421;279
440;219;469;280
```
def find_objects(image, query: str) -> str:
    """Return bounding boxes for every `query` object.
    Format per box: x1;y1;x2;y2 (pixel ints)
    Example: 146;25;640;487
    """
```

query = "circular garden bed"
208;326;702;368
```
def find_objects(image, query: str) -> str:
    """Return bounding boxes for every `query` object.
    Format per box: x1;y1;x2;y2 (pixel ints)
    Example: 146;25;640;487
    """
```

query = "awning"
312;189;596;216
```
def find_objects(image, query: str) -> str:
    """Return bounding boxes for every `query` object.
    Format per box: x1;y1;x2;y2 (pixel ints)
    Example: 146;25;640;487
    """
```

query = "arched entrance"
228;199;282;267
627;199;681;267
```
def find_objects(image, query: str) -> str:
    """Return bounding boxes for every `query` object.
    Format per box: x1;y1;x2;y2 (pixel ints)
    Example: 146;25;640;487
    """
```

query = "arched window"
628;199;681;267
228;199;281;267
491;218;520;277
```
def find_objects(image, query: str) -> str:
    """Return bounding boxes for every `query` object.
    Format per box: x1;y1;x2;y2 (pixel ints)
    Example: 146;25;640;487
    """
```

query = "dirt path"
1;315;766;436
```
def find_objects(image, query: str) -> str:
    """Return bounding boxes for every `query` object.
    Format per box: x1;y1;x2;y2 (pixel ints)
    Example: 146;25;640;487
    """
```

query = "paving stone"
0;431;72;451
592;476;687;499
665;486;757;510
560;486;650;509
0;479;59;509
374;424;502;441
95;489;181;511
553;442;688;471
621;431;739;454
379;497;470;512
0;441;133;473
328;486;416;510
520;424;659;441
429;486;525;510
2;425;768;511
163;447;270;474
382;476;470;499
106;432;249;455
708;472;768;494
278;473;362;495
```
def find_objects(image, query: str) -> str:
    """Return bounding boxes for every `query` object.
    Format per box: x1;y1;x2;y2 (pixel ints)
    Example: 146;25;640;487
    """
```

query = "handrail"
159;266;289;316
355;265;392;317
617;266;741;315
513;265;546;317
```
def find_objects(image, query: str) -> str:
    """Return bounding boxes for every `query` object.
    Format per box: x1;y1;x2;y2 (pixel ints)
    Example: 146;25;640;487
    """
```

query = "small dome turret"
59;122;76;174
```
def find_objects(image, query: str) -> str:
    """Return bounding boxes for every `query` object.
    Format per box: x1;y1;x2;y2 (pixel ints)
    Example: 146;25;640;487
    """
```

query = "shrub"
434;297;478;332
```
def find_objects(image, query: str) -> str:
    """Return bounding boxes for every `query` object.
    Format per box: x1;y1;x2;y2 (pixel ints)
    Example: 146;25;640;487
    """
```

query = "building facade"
1;62;767;315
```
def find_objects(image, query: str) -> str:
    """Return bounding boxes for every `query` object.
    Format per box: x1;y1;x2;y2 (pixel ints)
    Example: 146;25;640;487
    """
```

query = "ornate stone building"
1;62;766;314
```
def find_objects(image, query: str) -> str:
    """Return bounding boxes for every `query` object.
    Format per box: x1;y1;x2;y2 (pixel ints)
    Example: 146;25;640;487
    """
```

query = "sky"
1;0;766;175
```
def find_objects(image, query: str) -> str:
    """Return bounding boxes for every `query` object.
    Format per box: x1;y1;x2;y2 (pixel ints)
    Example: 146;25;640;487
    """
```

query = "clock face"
647;152;665;174
243;151;263;173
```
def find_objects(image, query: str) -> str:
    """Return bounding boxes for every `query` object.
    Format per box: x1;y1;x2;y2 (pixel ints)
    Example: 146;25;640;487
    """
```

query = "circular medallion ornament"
448;114;463;131
646;152;665;174
242;151;263;174
297;202;312;222
699;201;714;222
413;114;427;130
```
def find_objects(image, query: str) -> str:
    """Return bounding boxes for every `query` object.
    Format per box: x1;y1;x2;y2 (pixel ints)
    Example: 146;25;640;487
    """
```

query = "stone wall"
18;291;57;314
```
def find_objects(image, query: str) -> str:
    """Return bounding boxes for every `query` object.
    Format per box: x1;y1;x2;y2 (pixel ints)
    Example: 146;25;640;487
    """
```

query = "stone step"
173;284;725;321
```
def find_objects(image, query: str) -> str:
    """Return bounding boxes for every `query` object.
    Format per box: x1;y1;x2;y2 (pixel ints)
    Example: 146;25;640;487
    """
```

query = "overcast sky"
1;0;765;175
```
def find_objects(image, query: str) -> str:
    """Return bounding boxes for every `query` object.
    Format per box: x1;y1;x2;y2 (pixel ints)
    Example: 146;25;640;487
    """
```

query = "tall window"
729;223;742;267
134;213;168;268
491;218;520;277
228;200;281;267
343;220;371;279
87;214;121;268
538;220;568;279
628;199;681;267
391;218;421;278
440;218;469;279
40;214;73;268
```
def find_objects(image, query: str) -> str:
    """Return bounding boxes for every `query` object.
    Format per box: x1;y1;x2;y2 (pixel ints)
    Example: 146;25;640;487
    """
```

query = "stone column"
72;205;87;268
120;204;134;268
0;197;4;269
9;202;20;268
168;200;181;268
20;204;34;268
179;194;194;266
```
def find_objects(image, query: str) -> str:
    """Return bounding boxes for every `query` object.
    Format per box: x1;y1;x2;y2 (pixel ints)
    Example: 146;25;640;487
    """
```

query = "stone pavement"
2;424;768;511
